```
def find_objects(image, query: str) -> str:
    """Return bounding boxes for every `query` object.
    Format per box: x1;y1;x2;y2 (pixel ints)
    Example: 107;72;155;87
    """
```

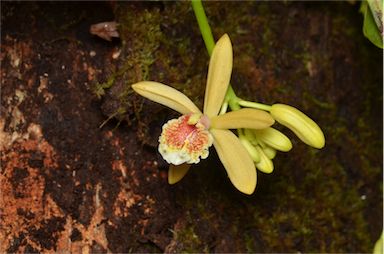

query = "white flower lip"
158;115;213;165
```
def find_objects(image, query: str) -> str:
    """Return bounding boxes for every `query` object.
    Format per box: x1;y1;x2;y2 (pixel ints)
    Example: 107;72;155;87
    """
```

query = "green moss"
303;92;335;110
94;3;208;127
244;232;256;253
173;218;203;253
169;205;213;253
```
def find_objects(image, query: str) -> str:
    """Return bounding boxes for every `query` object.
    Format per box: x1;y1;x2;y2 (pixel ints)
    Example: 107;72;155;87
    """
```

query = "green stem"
191;0;238;110
238;100;272;111
191;0;215;56
226;86;240;110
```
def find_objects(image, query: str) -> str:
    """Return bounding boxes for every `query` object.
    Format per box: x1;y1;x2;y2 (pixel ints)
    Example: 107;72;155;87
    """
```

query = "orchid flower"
132;34;275;194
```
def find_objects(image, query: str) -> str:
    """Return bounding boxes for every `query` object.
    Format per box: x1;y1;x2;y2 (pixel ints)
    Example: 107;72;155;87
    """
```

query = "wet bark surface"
1;2;382;253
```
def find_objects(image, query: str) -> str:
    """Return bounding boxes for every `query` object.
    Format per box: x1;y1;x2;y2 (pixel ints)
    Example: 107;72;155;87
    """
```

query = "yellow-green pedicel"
132;34;274;194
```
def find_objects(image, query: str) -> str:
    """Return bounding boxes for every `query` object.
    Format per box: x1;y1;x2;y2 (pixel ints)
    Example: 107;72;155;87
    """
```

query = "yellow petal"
210;108;275;129
168;163;191;184
132;81;201;115
211;129;256;194
270;104;325;149
255;146;274;174
254;127;292;152
204;34;233;117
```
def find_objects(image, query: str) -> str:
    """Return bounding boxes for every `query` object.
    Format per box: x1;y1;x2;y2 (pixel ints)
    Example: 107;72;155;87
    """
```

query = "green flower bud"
255;146;274;174
254;127;292;152
262;145;276;159
270;104;325;149
239;137;260;163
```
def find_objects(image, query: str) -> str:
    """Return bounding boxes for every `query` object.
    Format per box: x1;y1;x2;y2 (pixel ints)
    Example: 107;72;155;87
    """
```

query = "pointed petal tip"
168;163;191;184
218;33;231;45
131;81;148;90
131;82;141;91
239;182;256;195
131;81;153;93
131;81;201;115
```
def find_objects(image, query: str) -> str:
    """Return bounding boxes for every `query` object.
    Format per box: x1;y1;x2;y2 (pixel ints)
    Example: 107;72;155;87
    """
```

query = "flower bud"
255;146;274;174
254;127;292;152
239;137;260;163
261;145;276;159
270;104;325;149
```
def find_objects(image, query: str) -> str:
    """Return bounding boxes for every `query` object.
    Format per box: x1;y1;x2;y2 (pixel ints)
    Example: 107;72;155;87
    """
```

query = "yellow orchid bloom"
132;34;275;194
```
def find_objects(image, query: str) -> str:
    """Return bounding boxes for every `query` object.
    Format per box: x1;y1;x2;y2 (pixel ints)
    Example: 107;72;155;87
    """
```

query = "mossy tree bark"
1;2;382;253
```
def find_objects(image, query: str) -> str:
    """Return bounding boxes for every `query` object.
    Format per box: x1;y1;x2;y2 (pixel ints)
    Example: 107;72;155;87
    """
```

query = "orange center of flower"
158;114;213;165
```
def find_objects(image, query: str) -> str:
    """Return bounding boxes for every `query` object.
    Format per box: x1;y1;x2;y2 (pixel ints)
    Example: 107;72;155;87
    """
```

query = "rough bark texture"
1;1;382;253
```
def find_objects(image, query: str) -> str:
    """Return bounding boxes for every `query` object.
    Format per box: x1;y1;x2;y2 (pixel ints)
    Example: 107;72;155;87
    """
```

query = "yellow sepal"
168;163;191;184
204;34;233;118
211;129;257;195
211;108;274;130
132;81;201;115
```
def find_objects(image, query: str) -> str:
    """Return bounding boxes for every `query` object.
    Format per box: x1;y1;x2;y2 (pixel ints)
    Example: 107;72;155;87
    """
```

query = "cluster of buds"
238;103;325;174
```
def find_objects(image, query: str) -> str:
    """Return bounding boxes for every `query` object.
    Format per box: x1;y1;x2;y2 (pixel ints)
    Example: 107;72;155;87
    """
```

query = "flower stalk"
192;0;239;111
